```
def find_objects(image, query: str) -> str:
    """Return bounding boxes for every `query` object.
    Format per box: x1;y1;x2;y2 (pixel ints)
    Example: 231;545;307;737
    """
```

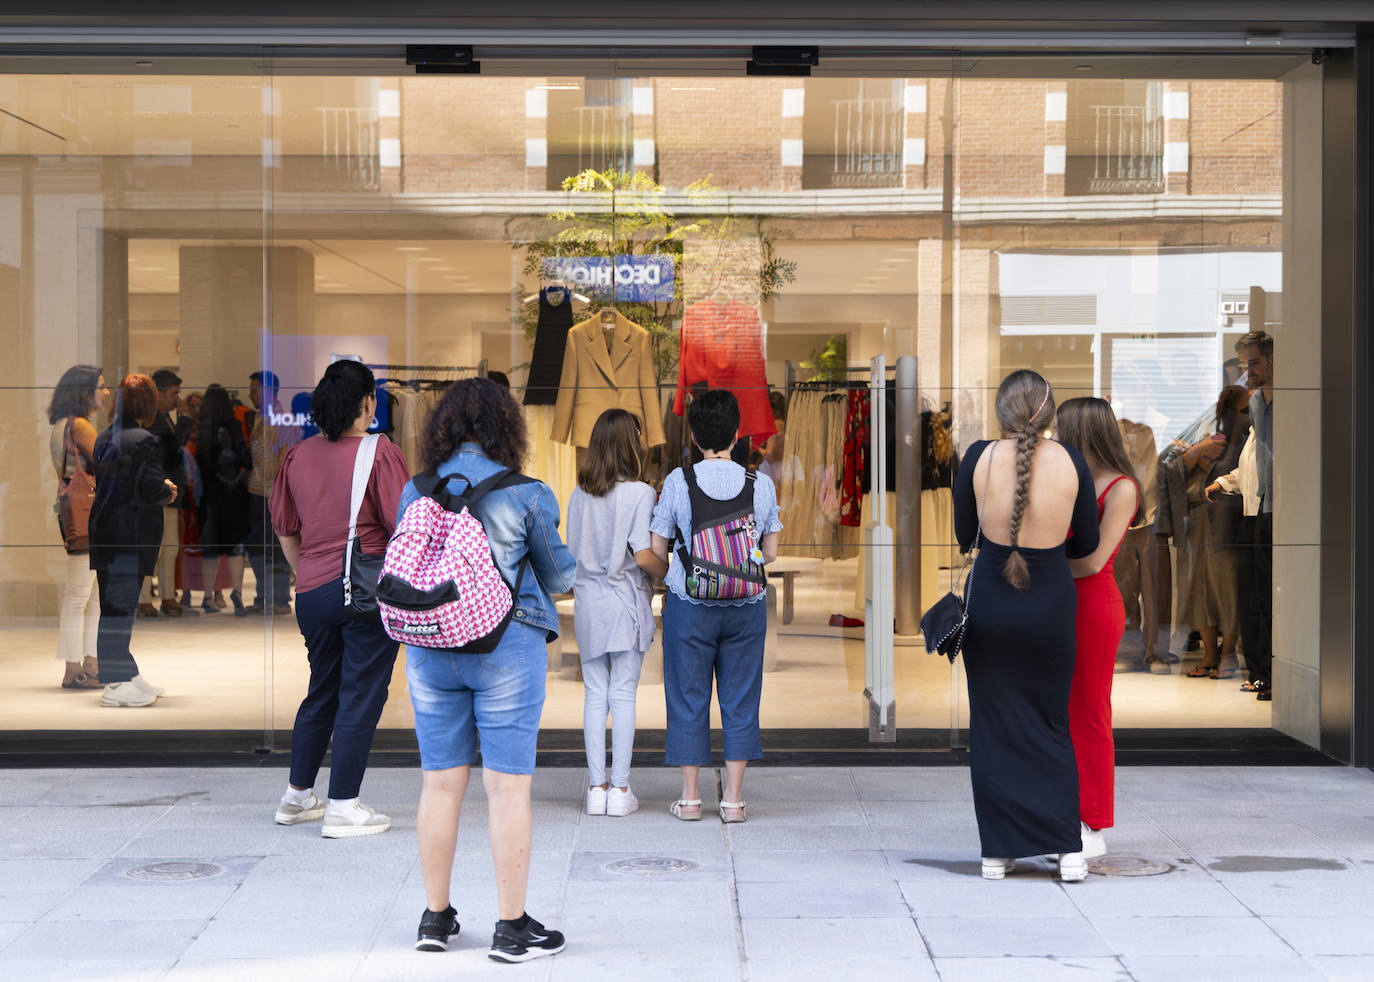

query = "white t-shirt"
565;480;657;657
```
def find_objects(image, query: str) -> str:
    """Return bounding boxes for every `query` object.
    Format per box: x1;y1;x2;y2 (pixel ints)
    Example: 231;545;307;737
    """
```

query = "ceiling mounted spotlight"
406;45;481;75
746;47;818;77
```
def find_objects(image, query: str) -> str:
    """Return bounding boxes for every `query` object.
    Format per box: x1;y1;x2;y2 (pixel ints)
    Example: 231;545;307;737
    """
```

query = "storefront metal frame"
0;3;1370;767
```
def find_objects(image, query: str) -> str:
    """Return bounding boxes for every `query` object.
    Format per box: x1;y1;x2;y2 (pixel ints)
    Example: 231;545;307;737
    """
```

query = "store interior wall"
1274;62;1325;748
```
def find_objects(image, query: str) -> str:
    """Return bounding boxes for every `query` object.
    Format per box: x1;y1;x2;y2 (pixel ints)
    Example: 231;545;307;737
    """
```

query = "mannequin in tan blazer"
551;311;666;449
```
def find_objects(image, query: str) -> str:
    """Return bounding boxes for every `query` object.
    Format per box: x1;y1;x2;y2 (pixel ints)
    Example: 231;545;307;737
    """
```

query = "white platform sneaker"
1059;851;1089;882
1080;822;1107;859
981;857;1016;880
100;680;156;708
606;787;639;817
586;785;607;816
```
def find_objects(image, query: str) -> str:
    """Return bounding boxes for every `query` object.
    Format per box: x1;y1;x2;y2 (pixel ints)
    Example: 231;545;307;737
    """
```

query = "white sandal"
670;798;702;821
719;800;748;824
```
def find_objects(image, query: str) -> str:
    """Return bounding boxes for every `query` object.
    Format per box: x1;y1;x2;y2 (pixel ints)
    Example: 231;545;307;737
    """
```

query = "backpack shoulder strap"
464;468;539;507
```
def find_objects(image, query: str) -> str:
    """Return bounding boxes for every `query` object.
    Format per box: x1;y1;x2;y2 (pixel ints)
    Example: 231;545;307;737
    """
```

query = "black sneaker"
488;913;565;963
415;906;459;952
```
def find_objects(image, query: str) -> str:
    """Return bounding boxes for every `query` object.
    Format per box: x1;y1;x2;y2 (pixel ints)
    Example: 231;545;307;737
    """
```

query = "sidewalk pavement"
2;764;1374;981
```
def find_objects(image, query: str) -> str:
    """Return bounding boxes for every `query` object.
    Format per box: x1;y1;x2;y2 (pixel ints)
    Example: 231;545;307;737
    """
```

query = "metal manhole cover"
1088;855;1173;877
605;857;697;876
125;861;225;882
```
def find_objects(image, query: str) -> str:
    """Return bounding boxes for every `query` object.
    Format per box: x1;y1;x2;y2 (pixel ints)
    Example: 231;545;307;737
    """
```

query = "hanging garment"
672;300;776;443
524;286;575;406
524;403;579;521
551;312;666;449
921;408;959;491
840;389;869;527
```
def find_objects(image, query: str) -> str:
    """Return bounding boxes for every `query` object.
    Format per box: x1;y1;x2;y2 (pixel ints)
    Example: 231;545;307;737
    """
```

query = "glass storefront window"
0;57;1321;752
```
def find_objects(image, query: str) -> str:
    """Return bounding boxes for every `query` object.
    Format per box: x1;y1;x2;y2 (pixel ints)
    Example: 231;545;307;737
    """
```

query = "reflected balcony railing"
813;97;905;189
1077;104;1165;195
573;104;634;175
320;107;381;190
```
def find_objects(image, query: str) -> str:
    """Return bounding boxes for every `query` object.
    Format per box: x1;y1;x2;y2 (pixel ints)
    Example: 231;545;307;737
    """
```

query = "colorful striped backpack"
675;464;768;601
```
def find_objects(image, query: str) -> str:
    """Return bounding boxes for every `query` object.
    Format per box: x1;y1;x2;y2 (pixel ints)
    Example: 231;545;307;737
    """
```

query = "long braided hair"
994;370;1056;590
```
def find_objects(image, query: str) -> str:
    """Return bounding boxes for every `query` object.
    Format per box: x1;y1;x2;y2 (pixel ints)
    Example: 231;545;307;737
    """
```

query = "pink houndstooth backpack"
377;469;532;652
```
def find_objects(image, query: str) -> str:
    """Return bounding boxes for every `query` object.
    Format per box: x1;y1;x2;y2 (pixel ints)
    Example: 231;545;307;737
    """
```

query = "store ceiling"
127;238;517;295
127;239;919;296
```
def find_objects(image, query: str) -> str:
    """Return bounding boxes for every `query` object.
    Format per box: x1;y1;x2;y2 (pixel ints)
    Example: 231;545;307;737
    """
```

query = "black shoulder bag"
920;443;995;663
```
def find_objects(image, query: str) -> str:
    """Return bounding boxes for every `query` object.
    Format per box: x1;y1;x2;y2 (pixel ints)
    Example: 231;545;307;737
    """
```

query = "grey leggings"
582;649;645;788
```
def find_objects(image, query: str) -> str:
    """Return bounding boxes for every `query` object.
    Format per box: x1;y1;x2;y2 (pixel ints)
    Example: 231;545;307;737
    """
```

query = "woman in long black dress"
955;370;1100;882
195;384;252;616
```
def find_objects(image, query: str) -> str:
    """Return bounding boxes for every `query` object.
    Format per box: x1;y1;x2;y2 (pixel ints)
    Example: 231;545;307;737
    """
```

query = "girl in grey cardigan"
565;409;669;817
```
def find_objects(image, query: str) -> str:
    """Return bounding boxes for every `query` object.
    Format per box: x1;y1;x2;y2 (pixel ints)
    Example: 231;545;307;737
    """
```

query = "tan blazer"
551;312;666;449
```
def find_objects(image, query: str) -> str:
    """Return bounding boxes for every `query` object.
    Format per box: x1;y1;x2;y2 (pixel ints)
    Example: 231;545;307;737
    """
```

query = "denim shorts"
405;620;548;775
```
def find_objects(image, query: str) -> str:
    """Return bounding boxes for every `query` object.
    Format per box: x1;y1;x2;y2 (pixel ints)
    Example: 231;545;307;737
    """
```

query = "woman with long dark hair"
89;374;177;707
955;370;1100;882
1180;385;1251;680
400;377;576;961
47;365;110;689
195;383;252;615
1055;397;1142;860
270;359;409;837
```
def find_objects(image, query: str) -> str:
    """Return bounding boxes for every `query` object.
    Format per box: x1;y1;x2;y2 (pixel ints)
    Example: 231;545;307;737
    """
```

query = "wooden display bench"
549;555;825;681
551;594;666;684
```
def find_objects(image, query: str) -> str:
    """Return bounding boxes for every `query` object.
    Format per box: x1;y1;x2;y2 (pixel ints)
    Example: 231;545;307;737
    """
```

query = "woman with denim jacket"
399;377;577;963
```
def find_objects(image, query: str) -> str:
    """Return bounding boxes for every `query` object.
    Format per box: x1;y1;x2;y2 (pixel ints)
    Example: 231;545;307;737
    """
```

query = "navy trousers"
95;552;143;684
662;593;766;765
289;579;399;799
245;495;292;608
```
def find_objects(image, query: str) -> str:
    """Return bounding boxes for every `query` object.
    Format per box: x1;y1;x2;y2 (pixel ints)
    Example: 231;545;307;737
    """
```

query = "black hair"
47;365;103;424
485;370;510;390
151;369;182;391
197;383;235;449
687;389;740;453
310;360;376;441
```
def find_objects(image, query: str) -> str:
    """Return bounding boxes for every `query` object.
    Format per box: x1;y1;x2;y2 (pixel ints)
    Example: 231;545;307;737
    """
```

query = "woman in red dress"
1055;398;1142;859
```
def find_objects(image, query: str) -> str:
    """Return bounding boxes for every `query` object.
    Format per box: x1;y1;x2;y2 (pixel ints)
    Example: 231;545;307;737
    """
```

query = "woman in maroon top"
269;360;411;838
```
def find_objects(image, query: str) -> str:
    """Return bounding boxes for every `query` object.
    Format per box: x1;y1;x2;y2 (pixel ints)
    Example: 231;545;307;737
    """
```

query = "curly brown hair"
420;377;528;472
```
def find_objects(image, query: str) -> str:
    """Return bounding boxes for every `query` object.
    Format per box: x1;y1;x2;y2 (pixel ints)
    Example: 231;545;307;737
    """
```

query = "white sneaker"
1059;851;1089;882
606;787;639;817
132;674;164;698
100;681;156;708
1080;822;1107;859
321;801;391;838
586;785;607;816
981;857;1016;880
275;792;326;826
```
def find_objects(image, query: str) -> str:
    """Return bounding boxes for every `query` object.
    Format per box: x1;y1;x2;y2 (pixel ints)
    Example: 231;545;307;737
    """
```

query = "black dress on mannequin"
955;439;1100;859
524;285;574;406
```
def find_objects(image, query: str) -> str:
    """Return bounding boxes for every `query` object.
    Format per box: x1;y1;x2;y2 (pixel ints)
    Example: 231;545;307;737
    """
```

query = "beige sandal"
61;670;102;689
720;800;748;824
670;798;702;821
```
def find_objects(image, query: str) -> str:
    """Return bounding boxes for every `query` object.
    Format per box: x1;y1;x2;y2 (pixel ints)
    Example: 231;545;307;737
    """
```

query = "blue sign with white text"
541;254;676;303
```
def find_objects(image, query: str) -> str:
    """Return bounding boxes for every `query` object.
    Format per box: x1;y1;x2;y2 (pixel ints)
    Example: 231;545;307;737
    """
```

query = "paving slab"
0;763;1369;981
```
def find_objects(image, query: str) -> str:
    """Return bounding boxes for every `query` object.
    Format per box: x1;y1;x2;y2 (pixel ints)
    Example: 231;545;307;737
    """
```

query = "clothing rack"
366;360;488;377
784;360;896;398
